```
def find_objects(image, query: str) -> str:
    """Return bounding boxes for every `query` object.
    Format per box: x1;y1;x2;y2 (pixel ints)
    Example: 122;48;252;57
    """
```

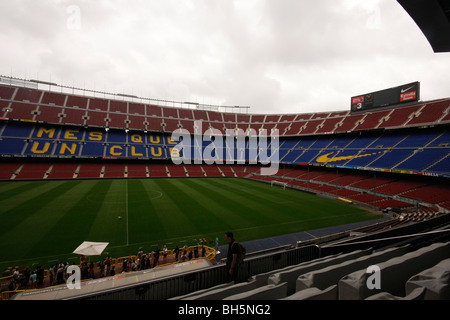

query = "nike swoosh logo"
316;152;382;163
401;86;414;94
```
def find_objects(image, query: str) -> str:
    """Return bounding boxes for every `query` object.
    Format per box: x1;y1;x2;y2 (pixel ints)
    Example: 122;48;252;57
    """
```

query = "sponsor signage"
351;82;420;112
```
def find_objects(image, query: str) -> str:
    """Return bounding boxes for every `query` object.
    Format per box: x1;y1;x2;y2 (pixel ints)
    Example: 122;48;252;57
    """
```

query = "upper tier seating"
1;84;448;137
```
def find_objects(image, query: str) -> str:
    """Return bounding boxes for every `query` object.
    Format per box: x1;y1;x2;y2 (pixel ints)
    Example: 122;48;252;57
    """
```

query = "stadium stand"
338;242;450;300
126;163;148;178
76;163;103;179
103;163;126;178
164;225;450;301
2;123;444;176
0;81;449;300
403;258;450;300
47;163;78;179
166;164;187;177
15;163;51;180
0;162;21;180
2;84;449;135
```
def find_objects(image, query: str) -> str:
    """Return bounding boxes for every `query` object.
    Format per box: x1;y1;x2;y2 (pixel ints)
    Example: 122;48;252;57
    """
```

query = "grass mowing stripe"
202;178;305;221
0;181;83;261
152;179;203;236
0;178;383;271
0;181;70;235
188;178;380;242
85;180;129;247
221;178;327;222
104;178;215;254
188;178;284;226
21;180;113;262
0;181;65;217
179;178;258;228
229;179;373;219
167;179;234;232
185;179;281;232
136;179;184;242
0;181;35;196
126;179;168;246
220;178;308;207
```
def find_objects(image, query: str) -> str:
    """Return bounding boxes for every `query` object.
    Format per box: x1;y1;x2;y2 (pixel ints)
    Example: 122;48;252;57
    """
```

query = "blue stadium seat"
428;131;450;147
368;149;416;169
424;153;450;173
23;139;54;156
345;149;385;167
0;120;449;175
395;148;449;171
81;142;105;157
294;150;322;164
1;123;34;138
372;133;408;148
0;137;26;154
345;135;380;149
395;132;442;148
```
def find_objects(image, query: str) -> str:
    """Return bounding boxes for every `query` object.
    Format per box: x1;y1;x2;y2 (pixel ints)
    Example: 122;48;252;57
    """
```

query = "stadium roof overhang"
398;0;450;53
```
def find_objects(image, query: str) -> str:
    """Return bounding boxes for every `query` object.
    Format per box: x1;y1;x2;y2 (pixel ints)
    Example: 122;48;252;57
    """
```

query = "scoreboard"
351;82;420;112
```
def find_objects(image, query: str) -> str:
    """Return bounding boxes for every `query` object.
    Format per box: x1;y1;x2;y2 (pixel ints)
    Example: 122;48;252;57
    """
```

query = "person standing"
12;269;20;290
56;264;64;284
29;270;37;289
225;231;240;283
162;245;168;262
181;245;188;262
89;261;95;279
36;266;44;287
48;265;54;286
201;246;206;258
194;246;199;259
155;247;161;266
174;245;180;262
22;267;31;289
99;258;106;277
105;255;112;276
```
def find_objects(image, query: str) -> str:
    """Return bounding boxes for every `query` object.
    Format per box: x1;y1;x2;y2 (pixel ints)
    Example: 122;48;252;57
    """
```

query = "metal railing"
0;75;250;114
65;244;319;300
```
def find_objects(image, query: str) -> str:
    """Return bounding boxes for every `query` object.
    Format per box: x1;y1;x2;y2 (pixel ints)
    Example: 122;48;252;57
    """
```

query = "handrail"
0;75;250;113
1;245;216;299
219;244;292;263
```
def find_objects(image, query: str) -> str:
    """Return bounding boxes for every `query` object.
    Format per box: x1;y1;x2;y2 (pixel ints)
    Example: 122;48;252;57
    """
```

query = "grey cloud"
0;0;447;114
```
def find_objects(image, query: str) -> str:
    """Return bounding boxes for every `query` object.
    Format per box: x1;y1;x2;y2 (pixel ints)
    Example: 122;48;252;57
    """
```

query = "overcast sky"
0;0;448;114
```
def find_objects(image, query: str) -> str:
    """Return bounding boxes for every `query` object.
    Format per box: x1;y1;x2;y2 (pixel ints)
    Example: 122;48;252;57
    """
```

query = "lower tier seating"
169;241;450;300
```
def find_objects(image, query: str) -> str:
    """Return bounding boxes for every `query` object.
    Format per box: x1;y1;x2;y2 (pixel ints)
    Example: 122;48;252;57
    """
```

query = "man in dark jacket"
225;231;240;283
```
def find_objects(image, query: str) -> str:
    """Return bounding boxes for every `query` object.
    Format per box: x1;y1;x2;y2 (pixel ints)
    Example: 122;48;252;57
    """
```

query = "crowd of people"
3;265;45;291
1;232;246;301
115;245;208;275
1;244;211;294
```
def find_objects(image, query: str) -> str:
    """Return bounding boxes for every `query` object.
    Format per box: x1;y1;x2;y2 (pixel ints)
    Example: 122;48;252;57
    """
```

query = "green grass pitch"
0;178;381;271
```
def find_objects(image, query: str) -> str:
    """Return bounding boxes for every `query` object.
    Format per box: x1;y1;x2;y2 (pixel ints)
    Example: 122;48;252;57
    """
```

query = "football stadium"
1;0;450;303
